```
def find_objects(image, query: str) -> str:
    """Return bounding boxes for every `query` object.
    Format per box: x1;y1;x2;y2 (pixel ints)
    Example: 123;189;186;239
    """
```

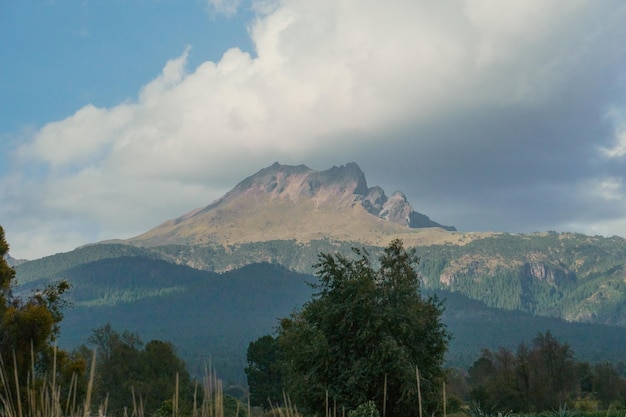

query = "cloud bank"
2;0;626;259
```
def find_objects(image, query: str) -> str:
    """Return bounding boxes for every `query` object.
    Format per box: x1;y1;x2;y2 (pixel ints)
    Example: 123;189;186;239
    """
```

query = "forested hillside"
16;251;626;386
34;258;313;384
417;232;626;325
17;231;626;328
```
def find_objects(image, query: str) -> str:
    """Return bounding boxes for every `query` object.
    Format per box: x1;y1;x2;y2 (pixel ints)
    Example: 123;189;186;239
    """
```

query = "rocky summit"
128;162;455;247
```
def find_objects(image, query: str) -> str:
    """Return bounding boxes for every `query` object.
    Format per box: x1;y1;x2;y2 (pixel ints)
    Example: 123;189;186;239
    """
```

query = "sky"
2;0;626;260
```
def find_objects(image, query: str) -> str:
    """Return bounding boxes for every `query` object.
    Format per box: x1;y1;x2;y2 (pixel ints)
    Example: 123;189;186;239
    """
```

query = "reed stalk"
84;348;97;417
383;373;387;417
443;382;446;417
13;351;23;417
416;365;423;417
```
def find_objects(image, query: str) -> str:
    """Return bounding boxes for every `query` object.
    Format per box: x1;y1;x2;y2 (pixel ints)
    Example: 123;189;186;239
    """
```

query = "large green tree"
273;239;450;416
0;225;80;410
245;335;284;408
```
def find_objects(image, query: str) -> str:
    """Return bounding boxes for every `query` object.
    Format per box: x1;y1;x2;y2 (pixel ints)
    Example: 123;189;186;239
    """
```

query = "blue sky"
1;1;253;147
2;0;626;259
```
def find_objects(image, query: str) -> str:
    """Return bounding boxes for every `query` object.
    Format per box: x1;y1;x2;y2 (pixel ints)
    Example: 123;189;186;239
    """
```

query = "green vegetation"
51;259;313;385
76;324;197;417
16;232;626;328
457;331;626;413
14;243;157;284
0;225;85;414
14;245;626;386
0;342;246;417
1;223;245;416
414;232;626;325
248;240;450;417
6;225;626;417
245;335;284;408
348;401;380;417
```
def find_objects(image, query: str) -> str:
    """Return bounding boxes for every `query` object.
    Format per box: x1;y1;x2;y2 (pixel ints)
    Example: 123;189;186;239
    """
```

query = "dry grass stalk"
1;346;100;417
200;364;224;417
267;391;300;417
84;348;97;417
383;373;387;417
416;365;423;417
173;372;179;417
131;386;138;417
325;390;329;417
442;382;446;417
13;351;23;417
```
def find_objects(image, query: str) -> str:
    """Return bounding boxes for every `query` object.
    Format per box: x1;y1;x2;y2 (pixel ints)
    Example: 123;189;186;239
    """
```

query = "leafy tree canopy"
468;331;580;412
82;323;196;417
249;239;450;416
245;334;284;409
0;225;80;410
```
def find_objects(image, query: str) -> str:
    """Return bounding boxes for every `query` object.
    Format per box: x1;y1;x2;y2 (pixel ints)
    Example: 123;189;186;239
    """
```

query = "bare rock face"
378;192;412;226
210;162;368;206
210;162;455;230
361;186;387;215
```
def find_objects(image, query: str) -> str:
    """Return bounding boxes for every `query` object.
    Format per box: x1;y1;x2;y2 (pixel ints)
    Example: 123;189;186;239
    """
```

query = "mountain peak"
217;162;369;206
129;162;455;247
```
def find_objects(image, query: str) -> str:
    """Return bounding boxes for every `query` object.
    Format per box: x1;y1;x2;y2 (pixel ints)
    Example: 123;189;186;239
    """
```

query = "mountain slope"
128;162;456;248
35;258;314;384
17;232;626;327
21;256;626;386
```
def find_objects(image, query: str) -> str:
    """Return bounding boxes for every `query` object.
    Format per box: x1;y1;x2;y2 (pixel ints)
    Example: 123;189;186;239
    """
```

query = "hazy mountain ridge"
4;253;28;267
15;231;626;327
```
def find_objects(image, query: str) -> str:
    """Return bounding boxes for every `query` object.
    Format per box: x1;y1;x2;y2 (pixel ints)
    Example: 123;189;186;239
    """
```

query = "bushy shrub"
348;401;380;417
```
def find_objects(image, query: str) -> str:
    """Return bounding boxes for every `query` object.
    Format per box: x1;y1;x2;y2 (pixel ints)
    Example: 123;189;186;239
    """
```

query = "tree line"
454;331;626;412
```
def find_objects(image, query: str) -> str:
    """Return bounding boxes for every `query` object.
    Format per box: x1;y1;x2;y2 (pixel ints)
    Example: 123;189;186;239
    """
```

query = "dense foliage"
245;335;284;408
0;225;83;412
80;324;196;417
249;240;450;416
463;331;626;412
49;259;313;385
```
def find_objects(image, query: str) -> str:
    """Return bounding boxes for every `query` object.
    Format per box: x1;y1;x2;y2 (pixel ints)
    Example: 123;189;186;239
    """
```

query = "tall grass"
0;348;237;417
0;351;475;417
0;347;97;417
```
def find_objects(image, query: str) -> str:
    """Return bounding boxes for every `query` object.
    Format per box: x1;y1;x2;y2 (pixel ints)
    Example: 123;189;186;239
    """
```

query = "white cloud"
590;178;624;202
17;104;135;169
3;0;626;259
602;131;626;159
138;47;190;104
601;109;626;159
